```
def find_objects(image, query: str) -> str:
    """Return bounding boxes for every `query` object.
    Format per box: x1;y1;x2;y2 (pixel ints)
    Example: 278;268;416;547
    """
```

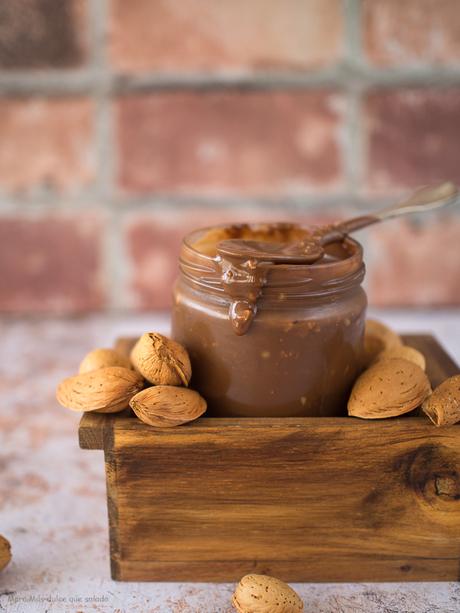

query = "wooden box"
79;334;460;582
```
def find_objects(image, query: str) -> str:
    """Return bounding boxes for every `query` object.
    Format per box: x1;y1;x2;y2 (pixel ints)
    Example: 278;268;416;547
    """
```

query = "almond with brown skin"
422;374;460;427
374;345;426;371
130;386;206;427
0;535;11;572
57;366;144;413
232;574;303;613
348;358;431;419
130;332;192;386
364;319;403;365
79;348;133;374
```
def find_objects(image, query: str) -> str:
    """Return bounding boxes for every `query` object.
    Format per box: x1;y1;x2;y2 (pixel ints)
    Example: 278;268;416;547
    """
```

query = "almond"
232;574;303;613
348;358;431;419
422;374;460;427
130;332;192;386
364;319;402;365
79;348;133;374
0;535;11;572
130;385;206;428
57;366;144;413
374;345;426;371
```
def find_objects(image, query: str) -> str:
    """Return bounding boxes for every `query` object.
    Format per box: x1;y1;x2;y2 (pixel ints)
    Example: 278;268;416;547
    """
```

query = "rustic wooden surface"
79;334;460;583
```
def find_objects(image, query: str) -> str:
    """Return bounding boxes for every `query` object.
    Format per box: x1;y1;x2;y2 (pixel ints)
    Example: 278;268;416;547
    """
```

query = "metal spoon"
217;181;459;264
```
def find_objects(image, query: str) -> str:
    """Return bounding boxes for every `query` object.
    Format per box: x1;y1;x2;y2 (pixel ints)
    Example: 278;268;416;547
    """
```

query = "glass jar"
171;223;367;418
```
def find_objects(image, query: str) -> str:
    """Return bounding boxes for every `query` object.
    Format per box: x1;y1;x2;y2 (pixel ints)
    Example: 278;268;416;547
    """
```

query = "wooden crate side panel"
111;418;460;581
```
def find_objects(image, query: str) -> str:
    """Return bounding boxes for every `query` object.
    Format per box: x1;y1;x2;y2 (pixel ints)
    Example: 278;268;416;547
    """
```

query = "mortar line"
87;0;121;311
343;0;366;197
110;206;137;311
0;192;455;230
3;66;460;96
341;0;360;198
0;187;453;212
0;192;380;211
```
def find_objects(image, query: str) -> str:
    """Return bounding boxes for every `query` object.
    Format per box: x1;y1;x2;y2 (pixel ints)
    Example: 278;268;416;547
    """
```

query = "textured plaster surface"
0;311;459;613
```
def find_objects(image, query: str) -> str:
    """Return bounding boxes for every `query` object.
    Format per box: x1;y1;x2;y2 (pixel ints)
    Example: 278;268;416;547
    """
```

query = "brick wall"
1;0;459;313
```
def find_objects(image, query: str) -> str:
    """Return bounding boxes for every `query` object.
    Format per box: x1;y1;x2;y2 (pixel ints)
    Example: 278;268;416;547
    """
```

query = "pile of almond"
56;333;207;428
57;321;460;429
349;319;460;426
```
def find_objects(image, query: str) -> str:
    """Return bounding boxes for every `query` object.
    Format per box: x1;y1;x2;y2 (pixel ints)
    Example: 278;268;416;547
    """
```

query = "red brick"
364;0;460;66
0;0;87;69
0;98;95;193
124;207;342;309
116;92;343;196
109;0;343;73
365;89;460;191
366;217;460;306
0;215;105;313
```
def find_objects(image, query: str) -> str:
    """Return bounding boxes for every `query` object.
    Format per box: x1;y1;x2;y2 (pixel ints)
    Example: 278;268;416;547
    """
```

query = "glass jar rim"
179;222;365;299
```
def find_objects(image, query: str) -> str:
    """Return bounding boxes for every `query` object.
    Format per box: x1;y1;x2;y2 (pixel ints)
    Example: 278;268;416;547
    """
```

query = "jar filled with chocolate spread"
171;223;367;418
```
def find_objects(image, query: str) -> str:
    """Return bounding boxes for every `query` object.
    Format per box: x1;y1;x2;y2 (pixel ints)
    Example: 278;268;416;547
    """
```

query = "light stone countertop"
1;310;459;613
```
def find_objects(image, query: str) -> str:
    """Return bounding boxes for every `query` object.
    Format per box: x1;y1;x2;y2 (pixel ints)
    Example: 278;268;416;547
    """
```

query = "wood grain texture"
78;334;460;582
78;411;107;450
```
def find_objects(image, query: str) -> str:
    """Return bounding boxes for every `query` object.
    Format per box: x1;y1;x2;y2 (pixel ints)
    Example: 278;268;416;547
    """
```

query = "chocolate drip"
217;253;271;335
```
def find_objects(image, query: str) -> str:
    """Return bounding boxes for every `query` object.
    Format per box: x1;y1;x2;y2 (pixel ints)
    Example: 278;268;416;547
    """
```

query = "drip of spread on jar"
217;253;270;335
191;223;343;336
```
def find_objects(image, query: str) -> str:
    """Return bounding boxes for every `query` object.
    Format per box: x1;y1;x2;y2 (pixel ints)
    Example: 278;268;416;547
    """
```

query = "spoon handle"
323;181;459;243
374;181;458;220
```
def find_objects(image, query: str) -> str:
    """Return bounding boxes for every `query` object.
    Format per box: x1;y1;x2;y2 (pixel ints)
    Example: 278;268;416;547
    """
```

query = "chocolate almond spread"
172;223;367;418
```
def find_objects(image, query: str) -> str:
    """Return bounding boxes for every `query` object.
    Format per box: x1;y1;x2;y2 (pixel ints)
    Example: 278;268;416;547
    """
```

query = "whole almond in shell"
348;358;431;419
79;348;132;374
57;366;144;413
422;374;460;427
130;332;191;386
130;386;206;427
232;574;303;613
374;344;426;371
0;535;11;572
364;319;402;365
